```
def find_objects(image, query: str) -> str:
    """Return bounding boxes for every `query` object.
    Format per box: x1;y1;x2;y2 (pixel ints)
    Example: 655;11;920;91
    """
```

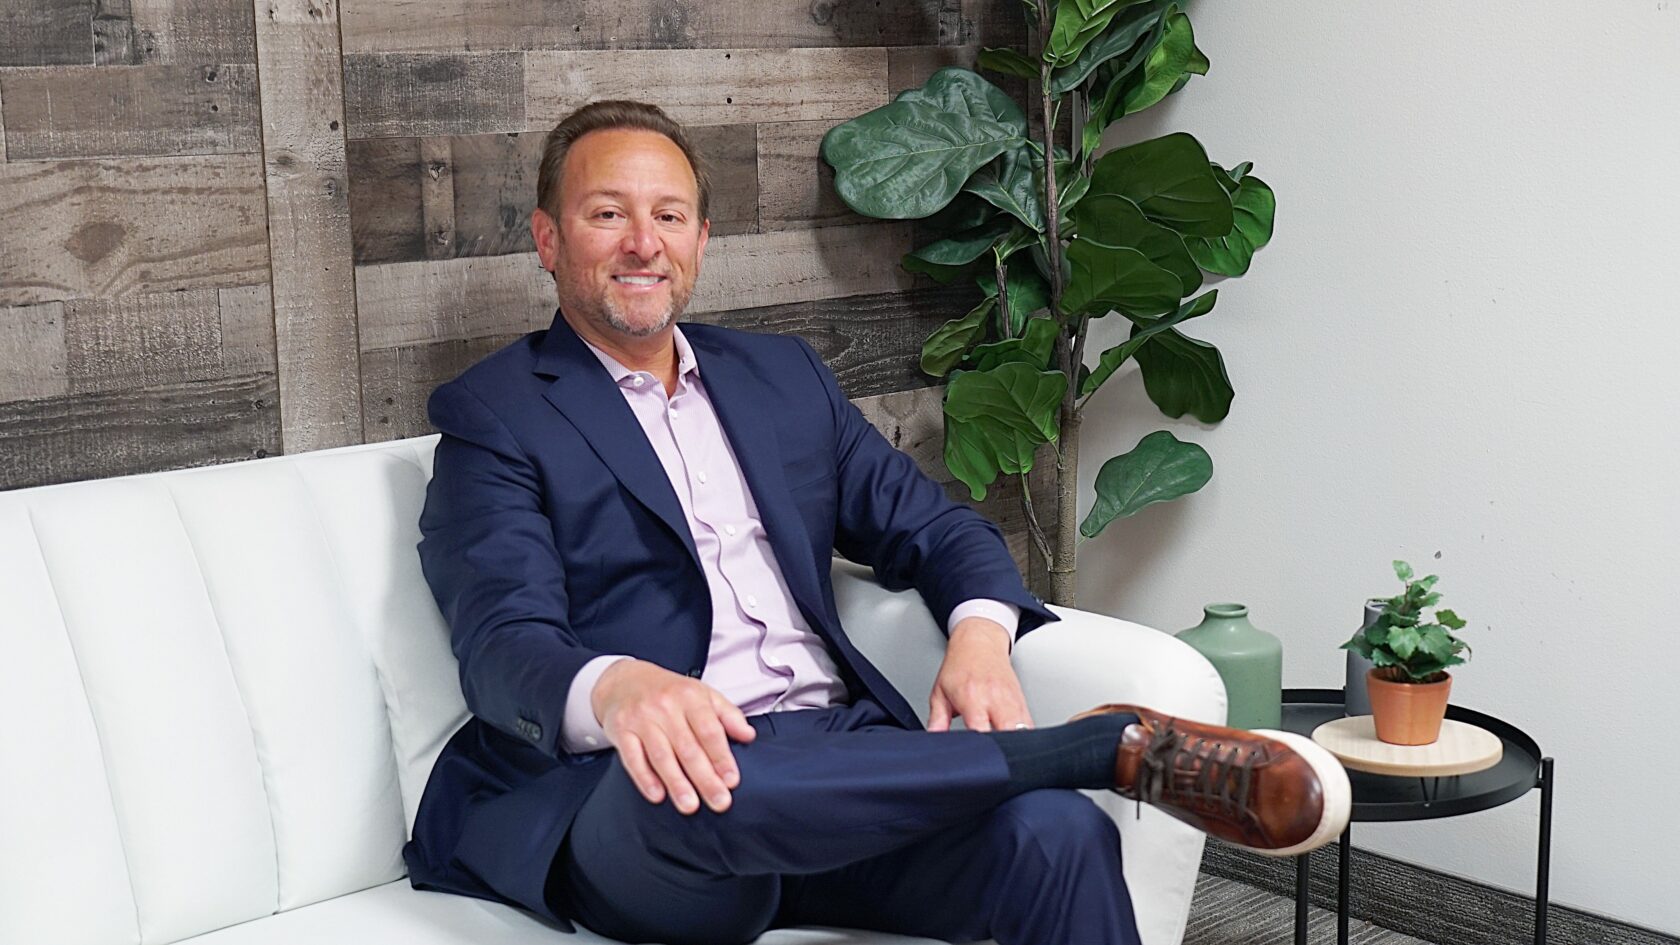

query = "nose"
619;214;661;261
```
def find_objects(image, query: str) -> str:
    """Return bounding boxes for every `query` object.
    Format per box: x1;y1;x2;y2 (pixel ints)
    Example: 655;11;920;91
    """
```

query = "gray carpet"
1183;874;1431;945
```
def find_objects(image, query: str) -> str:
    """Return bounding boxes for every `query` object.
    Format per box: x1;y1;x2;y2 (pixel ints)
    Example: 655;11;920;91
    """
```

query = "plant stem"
1036;0;1078;606
1019;472;1053;566
994;253;1011;339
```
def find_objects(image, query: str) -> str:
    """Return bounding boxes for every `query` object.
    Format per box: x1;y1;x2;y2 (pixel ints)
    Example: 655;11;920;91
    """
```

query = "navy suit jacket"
403;311;1056;925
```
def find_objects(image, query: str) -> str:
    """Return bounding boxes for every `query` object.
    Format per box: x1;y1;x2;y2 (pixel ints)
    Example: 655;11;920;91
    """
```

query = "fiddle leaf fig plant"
1342;561;1473;684
821;0;1276;605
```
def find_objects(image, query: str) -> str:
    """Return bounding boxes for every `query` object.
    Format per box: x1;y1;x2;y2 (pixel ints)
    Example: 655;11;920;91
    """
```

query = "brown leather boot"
1073;704;1351;856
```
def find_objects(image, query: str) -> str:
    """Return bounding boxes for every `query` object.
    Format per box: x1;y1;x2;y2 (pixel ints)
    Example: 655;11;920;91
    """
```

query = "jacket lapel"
533;312;700;570
686;330;828;631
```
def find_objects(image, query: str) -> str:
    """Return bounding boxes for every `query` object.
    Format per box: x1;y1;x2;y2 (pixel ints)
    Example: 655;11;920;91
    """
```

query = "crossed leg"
550;699;1141;945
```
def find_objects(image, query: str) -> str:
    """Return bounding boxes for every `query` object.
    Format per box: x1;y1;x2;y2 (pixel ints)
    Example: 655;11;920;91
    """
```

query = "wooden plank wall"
0;0;1049;576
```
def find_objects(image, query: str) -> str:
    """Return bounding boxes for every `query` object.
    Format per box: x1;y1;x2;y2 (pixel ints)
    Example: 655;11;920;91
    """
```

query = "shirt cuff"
561;654;632;754
947;598;1021;649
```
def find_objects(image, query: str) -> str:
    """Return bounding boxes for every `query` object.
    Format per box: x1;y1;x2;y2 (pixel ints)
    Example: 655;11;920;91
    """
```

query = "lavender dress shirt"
560;326;1019;752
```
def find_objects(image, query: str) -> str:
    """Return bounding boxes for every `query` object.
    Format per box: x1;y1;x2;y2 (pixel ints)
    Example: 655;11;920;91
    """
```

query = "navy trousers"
549;700;1142;945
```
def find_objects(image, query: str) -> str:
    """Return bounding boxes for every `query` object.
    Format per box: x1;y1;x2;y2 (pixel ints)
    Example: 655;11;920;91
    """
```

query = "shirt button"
631;376;645;388
725;524;737;536
697;471;708;484
745;594;759;608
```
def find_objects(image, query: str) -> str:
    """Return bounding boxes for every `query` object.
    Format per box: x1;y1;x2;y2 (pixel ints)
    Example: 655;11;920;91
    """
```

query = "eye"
659;213;682;224
595;210;622;220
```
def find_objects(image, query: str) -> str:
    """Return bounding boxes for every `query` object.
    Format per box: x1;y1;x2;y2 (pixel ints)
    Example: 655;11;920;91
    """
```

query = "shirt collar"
579;324;700;389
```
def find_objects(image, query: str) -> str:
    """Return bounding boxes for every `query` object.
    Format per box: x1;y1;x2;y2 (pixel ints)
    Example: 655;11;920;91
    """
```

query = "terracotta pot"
1365;669;1452;745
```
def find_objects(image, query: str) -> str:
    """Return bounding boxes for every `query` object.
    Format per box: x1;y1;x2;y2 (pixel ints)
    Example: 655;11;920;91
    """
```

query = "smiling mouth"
613;274;667;286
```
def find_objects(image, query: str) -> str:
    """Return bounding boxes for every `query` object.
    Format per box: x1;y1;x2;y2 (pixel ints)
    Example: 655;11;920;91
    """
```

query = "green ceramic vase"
1176;603;1283;730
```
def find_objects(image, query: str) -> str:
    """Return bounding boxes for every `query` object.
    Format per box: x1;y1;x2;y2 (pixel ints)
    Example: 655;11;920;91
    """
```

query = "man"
403;100;1349;945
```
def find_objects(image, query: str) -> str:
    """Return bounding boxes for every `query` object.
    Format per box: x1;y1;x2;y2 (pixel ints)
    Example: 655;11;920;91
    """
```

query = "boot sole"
1247;729;1353;857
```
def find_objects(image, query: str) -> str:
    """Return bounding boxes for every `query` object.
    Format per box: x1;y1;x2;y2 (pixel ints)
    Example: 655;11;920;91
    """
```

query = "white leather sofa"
0;435;1226;945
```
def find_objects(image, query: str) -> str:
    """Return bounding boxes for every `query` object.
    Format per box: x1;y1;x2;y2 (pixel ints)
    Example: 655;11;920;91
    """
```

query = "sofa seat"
0;435;1225;945
182;880;944;945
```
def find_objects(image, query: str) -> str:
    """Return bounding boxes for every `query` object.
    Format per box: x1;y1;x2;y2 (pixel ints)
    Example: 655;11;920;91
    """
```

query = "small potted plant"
1340;561;1472;745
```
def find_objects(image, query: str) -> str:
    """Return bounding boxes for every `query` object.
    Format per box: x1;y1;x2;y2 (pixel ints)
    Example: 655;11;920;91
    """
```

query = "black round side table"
1279;689;1554;945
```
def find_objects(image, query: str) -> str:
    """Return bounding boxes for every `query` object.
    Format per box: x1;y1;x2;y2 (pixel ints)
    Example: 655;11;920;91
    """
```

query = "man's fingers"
712;693;758;746
642;732;700;815
617;733;665;805
682;710;737;811
928;689;952;732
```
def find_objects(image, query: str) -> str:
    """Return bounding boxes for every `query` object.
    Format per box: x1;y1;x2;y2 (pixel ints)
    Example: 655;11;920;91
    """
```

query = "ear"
695;217;710;267
531;206;560;274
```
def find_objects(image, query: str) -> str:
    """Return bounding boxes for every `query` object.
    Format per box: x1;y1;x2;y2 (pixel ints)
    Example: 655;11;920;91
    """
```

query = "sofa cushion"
181;881;962;945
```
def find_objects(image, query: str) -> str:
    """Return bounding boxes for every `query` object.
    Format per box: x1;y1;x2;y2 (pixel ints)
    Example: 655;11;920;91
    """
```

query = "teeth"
614;275;662;285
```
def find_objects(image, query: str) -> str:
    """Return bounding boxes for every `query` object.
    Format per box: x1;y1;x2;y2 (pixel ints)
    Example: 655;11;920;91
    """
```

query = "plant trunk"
1048;405;1081;606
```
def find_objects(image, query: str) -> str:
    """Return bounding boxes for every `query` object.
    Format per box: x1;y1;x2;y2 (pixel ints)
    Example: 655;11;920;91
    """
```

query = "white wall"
1080;1;1680;933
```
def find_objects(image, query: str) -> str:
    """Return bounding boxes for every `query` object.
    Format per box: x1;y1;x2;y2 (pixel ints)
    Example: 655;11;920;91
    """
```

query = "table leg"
1536;757;1554;945
1295;851;1309;945
1339;824;1352;945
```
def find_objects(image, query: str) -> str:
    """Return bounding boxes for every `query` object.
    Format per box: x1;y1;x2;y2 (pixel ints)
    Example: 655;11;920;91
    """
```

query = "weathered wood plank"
0;80;8;163
355;222;913;350
852;384;1054;577
445;131;543;259
0;154;269;307
0;0;96;67
343;52;524;139
0;302;69;402
419;136;455;260
216;283;276;374
62;288;224;394
360;332;523;442
0;64;260;160
92;0;136;66
887;44;979;93
687;222;915;315
524;48;889;128
690;123;756;236
346;136;424;265
695;284;970;400
354;253;554;350
0;371;281;490
128;0;256;65
253;0;361;452
952;0;1028;47
340;0;947;55
347;123;756;266
755;120;863;232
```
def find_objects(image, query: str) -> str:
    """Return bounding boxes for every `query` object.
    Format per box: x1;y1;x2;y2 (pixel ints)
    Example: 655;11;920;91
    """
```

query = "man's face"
536;128;710;340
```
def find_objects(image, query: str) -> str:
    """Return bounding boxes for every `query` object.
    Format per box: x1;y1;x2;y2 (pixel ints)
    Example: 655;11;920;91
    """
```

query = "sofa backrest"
0;436;469;945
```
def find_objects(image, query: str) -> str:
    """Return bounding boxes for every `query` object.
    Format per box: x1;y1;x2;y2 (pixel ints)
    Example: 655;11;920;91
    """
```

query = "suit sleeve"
418;379;608;759
792;339;1058;640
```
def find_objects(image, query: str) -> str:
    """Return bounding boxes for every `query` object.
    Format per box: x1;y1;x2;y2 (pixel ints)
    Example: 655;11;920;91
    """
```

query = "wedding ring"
1013;722;1031;730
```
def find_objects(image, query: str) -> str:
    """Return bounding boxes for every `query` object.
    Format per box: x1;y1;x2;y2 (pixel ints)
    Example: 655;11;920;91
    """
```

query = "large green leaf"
1050;0;1169;95
966;316;1061;372
920;297;995;377
978;264;1051;335
1088;133;1233;236
1069;193;1202;296
1119;9;1195;116
1061;238;1183;317
1049;0;1153;68
895;68;1028;134
943;363;1067;500
1133;324;1234;421
1079;430;1212;537
964;146;1044;232
907;216;1016;268
1185;173;1276;276
823;75;1026;220
1080;290;1216;397
978;47;1039;80
1079;9;1171;157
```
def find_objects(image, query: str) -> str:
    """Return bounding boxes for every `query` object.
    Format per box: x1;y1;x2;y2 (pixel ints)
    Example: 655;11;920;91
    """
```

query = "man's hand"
591;660;757;815
927;617;1033;733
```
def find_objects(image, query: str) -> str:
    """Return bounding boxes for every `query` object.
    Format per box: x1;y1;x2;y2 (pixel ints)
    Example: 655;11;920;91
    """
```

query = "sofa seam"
286;463;411;835
22;505;147;945
163;485;285;918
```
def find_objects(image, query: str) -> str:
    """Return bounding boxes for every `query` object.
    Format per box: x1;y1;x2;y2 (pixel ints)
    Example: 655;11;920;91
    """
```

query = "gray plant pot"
1345;598;1386;717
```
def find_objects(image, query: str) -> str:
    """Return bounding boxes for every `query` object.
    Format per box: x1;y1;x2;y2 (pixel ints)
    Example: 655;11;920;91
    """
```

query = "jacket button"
686;668;702;678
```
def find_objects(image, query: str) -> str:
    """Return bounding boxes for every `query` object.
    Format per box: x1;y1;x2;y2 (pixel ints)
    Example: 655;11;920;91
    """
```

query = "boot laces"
1134;720;1269;828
